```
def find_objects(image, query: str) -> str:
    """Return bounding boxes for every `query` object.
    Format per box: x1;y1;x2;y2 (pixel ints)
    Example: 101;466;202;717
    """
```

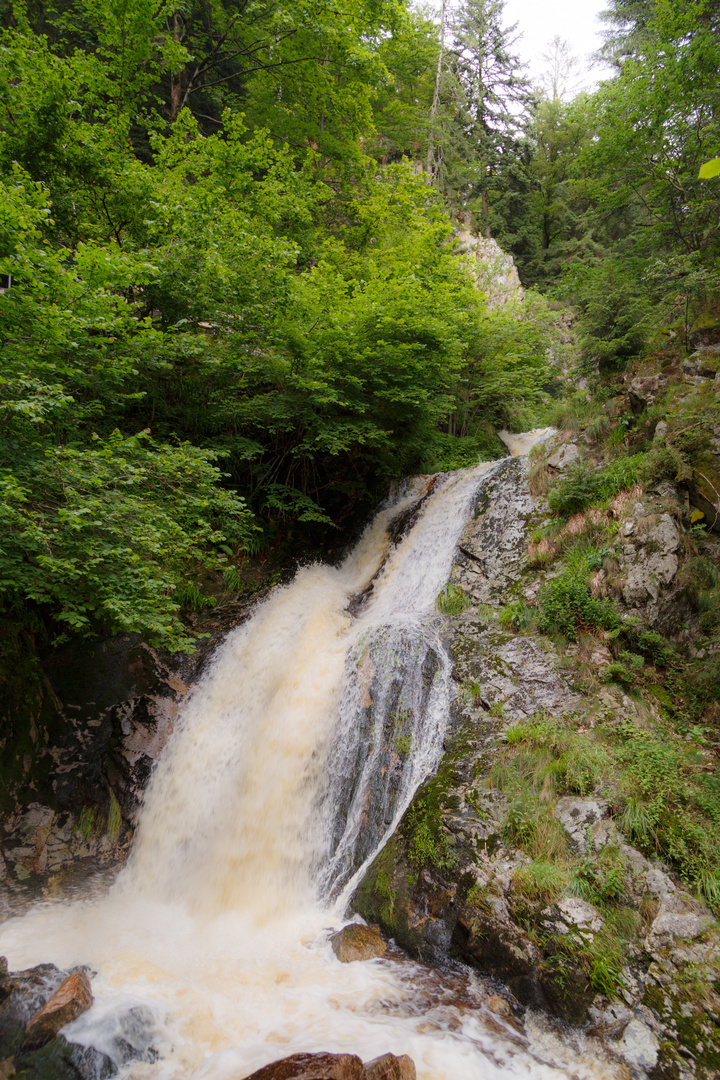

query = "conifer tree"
448;0;531;235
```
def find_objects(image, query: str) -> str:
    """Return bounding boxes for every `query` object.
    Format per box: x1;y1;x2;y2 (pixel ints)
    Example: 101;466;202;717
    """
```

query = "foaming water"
0;456;621;1080
498;428;556;457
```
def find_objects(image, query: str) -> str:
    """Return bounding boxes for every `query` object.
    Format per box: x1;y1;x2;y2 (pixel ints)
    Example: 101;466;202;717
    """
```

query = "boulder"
330;925;387;963
546;444;580;471
682;351;720;380
615;1019;660;1069
23;971;93;1049
242;1052;365;1080
453;906;542;1008
554;797;608;854
628;375;666;412
363;1053;416;1080
619;512;681;611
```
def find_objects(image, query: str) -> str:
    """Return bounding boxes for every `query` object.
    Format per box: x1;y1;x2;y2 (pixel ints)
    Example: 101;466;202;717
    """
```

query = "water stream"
0;433;622;1080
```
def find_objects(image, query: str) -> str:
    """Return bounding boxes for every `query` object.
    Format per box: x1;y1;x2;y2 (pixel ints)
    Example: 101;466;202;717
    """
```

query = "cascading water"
0;439;622;1080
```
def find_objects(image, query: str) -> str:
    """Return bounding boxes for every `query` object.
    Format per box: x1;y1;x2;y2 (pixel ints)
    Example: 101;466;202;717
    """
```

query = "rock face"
617;509;681;616
0;590;265;913
23;970;93;1048
452;457;538;607
628;374;666;411
353;452;720;1076
242;1052;365;1080
330;924;387;963
616;1018;660;1069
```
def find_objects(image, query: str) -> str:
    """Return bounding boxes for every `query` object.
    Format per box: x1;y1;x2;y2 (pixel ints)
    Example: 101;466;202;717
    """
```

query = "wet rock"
588;1001;634;1037
363;1052;416;1080
242;1051;365;1080
615;1018;660;1069
654;420;669;442
0;964;111;1080
23;971;93;1049
330;925;387;963
318;625;447;899
453;458;537;606
554;797;608;854
15;1033;114;1080
546;444;580;471
452;906;543;1008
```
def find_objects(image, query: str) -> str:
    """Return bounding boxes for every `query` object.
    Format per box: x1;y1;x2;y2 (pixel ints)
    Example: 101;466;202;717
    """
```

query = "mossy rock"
353;836;440;960
643;983;720;1075
13;1035;114;1080
689;316;720;349
690;456;720;533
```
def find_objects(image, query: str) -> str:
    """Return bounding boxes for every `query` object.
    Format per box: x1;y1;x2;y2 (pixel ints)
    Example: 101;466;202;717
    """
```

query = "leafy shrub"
537;568;619;639
640;445;693;485
548;456;644;517
548;465;601;516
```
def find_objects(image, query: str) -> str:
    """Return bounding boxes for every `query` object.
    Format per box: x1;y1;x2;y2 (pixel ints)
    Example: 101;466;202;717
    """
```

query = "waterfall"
0;441;620;1080
122;463;496;919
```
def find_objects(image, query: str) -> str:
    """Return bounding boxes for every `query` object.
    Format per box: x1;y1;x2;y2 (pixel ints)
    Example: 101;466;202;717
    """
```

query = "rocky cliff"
354;447;720;1079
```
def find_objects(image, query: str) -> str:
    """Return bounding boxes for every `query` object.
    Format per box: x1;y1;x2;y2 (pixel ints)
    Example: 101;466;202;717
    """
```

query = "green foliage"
700;159;720;180
536;551;619;640
513;859;569;903
436;583;471;616
548;466;601;516
4;14;559;657
498;602;536;631
613;724;720;909
448;292;562;436
107;790;122;843
548;455;643;517
570;855;627;906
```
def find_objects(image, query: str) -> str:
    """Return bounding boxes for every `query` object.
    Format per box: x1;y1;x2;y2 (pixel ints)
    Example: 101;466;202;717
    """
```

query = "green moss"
107;790;122;843
643;982;720;1072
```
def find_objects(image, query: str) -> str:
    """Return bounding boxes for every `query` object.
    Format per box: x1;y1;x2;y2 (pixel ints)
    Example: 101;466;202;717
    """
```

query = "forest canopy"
0;0;718;653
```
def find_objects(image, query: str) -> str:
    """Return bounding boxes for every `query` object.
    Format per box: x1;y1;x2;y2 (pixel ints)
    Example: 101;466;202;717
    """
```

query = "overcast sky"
501;0;614;90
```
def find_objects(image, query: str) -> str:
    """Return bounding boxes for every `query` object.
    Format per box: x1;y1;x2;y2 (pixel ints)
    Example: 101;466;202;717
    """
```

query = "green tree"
448;0;531;235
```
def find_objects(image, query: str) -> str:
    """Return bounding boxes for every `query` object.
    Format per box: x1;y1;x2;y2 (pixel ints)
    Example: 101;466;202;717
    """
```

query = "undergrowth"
488;712;720;913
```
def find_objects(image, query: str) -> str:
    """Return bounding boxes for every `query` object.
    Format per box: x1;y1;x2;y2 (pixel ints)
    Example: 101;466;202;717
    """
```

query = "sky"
500;0;614;91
